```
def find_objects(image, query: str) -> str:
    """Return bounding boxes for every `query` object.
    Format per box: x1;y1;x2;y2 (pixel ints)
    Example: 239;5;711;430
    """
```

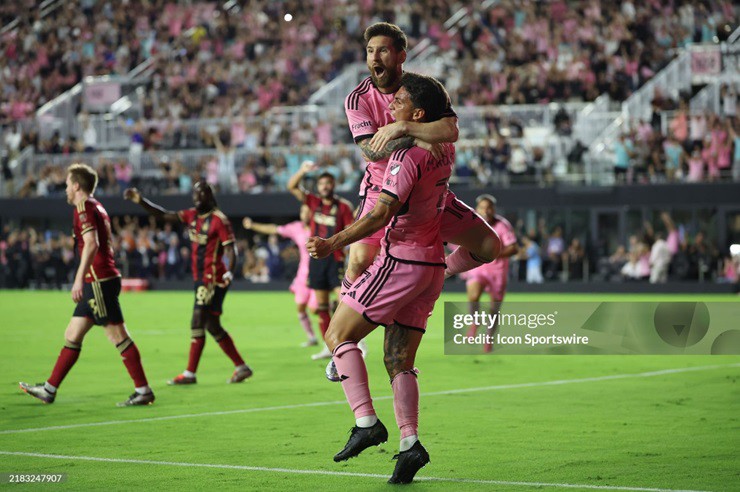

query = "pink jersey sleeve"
277;221;301;243
493;217;517;247
345;87;378;144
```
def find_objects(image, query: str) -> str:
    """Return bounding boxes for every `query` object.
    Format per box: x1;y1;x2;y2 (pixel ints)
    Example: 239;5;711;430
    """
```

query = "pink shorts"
343;253;445;331
439;193;487;243
290;281;318;310
355;194;386;246
465;270;508;302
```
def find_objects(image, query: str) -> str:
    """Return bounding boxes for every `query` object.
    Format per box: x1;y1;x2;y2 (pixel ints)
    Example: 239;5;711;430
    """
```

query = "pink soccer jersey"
380;144;455;265
277;221;310;288
486;215;517;273
345;76;456;198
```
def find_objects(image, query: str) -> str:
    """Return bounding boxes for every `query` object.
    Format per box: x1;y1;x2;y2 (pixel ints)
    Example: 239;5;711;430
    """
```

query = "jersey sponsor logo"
313;213;337;227
390;163;401;176
351;120;372;131
188;230;209;245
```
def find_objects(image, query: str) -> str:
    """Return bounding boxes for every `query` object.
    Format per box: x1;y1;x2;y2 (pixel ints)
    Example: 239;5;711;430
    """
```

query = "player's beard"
369;64;400;90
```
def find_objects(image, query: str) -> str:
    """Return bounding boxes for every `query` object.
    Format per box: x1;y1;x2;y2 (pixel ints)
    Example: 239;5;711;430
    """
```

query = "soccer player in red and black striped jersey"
288;164;354;359
124;182;252;385
19;163;154;406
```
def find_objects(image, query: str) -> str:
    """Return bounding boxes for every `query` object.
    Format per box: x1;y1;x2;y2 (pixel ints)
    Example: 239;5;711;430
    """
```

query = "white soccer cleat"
311;345;332;360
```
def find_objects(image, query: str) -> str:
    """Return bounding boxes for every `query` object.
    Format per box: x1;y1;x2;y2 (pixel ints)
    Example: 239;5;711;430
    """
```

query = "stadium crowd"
614;85;739;183
3;211;737;289
2;0;735;124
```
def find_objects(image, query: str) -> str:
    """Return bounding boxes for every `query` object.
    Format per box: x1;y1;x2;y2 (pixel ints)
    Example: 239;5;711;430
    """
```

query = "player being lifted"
243;205;319;347
461;195;519;352
287;165;355;360
308;73;453;484
124;182;253;385
20;164;154;406
343;22;500;294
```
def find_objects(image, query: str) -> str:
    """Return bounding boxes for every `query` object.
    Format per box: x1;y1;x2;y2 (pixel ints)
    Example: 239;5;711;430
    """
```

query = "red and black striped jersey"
178;208;235;285
305;193;354;262
73;197;120;283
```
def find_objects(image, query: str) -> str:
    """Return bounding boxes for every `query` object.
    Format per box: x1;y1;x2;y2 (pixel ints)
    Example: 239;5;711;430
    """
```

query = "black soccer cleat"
333;420;388;462
117;391;155;407
388;440;430;484
19;382;55;404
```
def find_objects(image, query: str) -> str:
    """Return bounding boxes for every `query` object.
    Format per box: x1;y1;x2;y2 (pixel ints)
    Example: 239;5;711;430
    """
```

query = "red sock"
120;343;149;388
48;343;81;388
187;337;206;373
217;334;245;367
317;310;330;338
333;342;375;418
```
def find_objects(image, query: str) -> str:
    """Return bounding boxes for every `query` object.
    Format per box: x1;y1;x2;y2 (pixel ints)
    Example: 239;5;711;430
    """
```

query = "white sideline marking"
0;451;712;492
2;363;738;436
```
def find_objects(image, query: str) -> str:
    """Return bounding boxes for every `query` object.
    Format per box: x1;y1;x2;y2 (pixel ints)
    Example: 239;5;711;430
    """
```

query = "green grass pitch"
0;290;738;491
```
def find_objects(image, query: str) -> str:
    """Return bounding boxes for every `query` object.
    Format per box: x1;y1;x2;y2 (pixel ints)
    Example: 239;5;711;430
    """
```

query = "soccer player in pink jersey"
308;73;453;484
243;205;319;347
462;195;519;352
343;22;500;294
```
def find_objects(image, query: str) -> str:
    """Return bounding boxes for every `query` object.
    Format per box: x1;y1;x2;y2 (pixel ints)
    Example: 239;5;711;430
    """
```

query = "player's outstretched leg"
20;317;92;403
384;324;429;483
332;341;388;461
106;325;155;406
327;304;386;461
170;310;207;385
205;314;252;383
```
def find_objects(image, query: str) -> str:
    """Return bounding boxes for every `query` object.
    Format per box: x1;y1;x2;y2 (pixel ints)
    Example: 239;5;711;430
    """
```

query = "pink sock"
392;370;419;438
467;301;480;337
333;342;375;419
445;248;486;276
298;312;315;339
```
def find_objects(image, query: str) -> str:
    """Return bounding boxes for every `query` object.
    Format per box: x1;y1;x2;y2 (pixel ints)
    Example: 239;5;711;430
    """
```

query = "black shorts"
308;256;345;291
72;277;124;326
193;282;228;315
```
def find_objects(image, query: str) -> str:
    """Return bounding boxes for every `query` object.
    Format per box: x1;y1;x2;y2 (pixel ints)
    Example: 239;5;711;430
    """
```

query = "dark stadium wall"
2;183;739;220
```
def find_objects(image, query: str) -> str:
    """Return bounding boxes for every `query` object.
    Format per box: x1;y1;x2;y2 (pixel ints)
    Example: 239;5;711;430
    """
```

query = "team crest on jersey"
390;163;401;175
79;213;87;221
202;221;209;233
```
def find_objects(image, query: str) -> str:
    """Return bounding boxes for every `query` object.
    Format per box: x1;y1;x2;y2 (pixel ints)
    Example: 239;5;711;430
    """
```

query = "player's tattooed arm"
306;193;400;258
123;188;179;222
368;116;459;154
358;136;415;162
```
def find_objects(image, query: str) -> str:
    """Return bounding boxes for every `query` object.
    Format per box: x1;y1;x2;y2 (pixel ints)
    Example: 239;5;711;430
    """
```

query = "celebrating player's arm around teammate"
243;206;319;347
343;22;500;296
307;73;453;484
20;163;155;406
287;163;354;359
124;182;253;385
463;195;519;352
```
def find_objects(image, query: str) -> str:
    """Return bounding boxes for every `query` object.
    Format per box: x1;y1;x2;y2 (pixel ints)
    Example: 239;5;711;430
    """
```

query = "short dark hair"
364;22;407;52
317;172;335;182
476;194;497;206
399;72;450;123
67;163;98;194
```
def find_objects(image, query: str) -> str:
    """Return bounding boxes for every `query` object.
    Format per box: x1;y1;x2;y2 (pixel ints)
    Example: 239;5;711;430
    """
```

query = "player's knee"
478;229;502;263
346;256;372;283
204;314;226;341
104;324;128;345
383;347;413;379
